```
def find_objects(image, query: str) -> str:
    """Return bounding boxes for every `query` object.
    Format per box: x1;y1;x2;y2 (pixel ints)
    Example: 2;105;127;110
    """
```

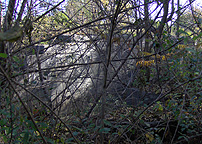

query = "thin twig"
11;78;81;144
0;65;48;144
111;76;202;143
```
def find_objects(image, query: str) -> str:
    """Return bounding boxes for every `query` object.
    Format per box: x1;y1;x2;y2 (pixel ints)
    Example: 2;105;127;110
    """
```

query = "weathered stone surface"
21;33;157;109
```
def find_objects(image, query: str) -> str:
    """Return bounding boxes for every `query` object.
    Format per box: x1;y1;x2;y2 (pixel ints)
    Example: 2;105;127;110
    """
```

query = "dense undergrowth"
0;41;201;144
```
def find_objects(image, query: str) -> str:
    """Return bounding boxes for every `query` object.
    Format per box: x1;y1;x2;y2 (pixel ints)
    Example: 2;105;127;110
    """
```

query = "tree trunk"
144;0;150;82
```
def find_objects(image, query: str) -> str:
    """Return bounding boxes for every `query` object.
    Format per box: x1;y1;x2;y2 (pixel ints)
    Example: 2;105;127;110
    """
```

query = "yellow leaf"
136;60;144;67
136;59;155;67
93;27;99;32
144;61;148;66
101;0;109;5
101;33;107;40
157;103;163;111
162;55;166;61
141;51;152;56
136;61;140;67
166;53;172;57
140;52;161;59
145;132;154;142
151;54;161;59
178;44;187;49
35;131;40;136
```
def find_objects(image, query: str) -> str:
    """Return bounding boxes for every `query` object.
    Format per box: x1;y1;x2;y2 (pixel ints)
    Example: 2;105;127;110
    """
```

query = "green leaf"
0;25;23;42
158;103;163;111
185;48;195;53
73;132;78;136
24;79;28;84
32;49;35;55
177;29;189;36
46;138;55;144
13;56;20;62
145;38;152;42
2;135;8;143
99;127;110;133
0;119;7;126
66;138;74;142
23;132;29;144
103;120;112;127
39;122;48;129
0;53;7;58
88;123;95;128
193;32;202;40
